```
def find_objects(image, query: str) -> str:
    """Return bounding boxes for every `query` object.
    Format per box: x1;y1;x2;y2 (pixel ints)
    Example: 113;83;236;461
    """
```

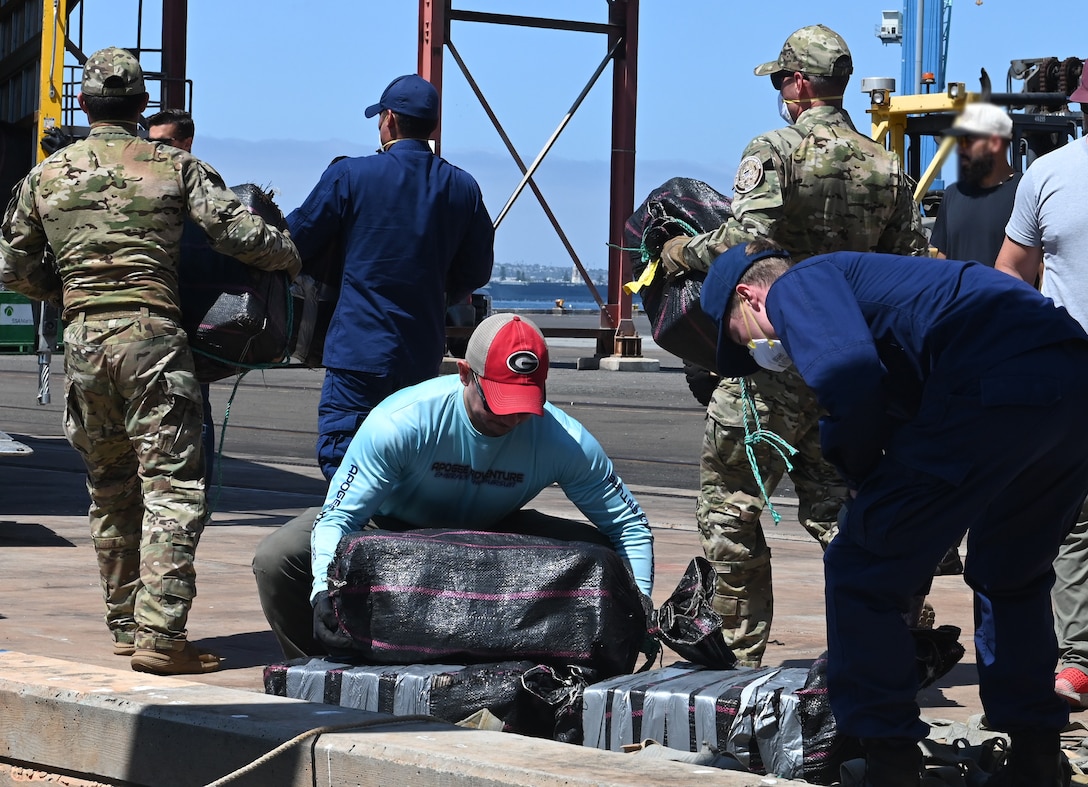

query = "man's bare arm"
994;235;1043;285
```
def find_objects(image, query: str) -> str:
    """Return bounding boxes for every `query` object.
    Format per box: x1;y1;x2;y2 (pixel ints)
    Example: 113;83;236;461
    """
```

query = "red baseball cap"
1071;60;1088;103
465;314;549;416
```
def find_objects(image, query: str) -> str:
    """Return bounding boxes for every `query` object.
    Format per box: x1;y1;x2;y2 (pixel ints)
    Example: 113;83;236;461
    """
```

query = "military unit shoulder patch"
733;156;764;194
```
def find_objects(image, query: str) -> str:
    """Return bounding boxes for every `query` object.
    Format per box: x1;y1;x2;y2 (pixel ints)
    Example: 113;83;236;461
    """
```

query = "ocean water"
484;281;636;313
491;298;603;312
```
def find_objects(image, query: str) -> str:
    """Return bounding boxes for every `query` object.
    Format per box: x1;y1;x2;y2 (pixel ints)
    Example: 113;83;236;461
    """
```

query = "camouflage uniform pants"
696;367;847;666
63;312;207;652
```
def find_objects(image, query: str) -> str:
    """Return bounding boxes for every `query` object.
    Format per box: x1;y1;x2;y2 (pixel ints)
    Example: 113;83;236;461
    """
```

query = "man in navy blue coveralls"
287;75;494;480
700;240;1088;786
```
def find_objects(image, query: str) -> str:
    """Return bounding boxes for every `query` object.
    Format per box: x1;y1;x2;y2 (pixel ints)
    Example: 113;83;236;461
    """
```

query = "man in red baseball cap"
253;313;655;659
1071;60;1088;104
461;313;549;432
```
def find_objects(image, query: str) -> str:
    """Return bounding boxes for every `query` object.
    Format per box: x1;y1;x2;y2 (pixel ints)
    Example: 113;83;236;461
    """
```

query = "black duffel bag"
315;528;647;678
623;177;734;372
178;183;292;383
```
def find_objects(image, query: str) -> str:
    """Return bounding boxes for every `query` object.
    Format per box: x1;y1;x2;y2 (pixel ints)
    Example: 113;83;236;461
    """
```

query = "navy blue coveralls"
765;252;1088;741
287;140;494;479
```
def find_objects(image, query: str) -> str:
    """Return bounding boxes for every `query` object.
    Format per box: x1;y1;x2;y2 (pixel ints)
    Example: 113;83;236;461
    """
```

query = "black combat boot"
986;730;1071;787
859;737;922;787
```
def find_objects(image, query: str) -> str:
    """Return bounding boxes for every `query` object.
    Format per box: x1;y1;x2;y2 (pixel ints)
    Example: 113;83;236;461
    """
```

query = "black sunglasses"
771;71;804;91
472;373;493;414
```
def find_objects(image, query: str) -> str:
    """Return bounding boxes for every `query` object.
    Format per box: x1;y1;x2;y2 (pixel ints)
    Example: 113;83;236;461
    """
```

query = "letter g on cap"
507;351;539;375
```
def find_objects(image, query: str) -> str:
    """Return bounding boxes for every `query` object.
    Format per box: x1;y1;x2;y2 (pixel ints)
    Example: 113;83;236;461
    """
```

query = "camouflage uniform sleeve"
684;135;787;271
182;159;303;278
0;170;62;305
876;161;928;256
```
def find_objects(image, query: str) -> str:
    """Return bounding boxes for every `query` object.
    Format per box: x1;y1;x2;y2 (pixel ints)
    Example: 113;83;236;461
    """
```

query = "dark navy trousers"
825;341;1088;741
316;367;429;481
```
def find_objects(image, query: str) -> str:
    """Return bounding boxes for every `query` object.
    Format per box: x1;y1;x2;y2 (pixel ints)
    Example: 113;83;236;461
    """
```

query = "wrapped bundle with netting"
623;177;733;372
315;528;647;679
178;183;292;382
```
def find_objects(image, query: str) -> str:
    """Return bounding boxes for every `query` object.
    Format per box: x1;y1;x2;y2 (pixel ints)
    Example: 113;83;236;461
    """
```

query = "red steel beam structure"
606;0;638;352
418;0;447;153
417;1;641;357
160;0;188;110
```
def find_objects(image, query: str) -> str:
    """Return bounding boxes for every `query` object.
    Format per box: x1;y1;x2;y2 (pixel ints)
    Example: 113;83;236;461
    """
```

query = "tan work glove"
659;236;692;279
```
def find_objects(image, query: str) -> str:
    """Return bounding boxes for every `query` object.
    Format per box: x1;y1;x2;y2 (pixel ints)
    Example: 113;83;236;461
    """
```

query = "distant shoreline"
484;280;645;315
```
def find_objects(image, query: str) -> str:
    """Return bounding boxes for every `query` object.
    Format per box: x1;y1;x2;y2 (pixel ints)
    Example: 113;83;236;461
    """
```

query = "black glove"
40;128;74;156
312;590;354;655
638;591;662;669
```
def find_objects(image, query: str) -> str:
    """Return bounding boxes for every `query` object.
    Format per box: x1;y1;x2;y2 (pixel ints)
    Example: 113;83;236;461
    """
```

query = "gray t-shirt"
1005;138;1088;329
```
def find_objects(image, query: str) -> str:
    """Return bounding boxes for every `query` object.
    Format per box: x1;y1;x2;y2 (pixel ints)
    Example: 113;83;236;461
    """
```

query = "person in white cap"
996;58;1088;714
253;313;654;659
932;102;1020;267
926;102;1021;577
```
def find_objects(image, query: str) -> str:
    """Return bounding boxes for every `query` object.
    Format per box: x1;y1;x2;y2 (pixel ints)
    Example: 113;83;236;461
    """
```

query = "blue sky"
86;1;1083;270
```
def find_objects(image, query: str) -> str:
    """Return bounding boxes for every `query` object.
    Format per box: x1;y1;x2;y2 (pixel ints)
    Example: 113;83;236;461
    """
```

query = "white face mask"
742;300;792;372
747;338;793;372
778;93;795;125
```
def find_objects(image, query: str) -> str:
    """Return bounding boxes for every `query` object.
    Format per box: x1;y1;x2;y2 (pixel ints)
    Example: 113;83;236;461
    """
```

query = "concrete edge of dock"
0;651;800;787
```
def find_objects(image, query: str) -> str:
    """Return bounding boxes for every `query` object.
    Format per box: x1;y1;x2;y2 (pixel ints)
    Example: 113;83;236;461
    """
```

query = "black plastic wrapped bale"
287;234;342;368
263;657;545;730
581;663;844;782
651;556;737;669
315;528;647;678
795;652;861;785
516;663;602;744
623;178;733;372
178;183;292;383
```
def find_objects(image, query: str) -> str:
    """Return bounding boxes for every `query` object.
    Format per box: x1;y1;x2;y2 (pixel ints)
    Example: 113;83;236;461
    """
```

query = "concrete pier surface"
0;312;1022;783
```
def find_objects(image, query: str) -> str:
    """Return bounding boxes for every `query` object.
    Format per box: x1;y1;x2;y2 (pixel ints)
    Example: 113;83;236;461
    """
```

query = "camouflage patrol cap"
754;25;853;79
81;47;145;97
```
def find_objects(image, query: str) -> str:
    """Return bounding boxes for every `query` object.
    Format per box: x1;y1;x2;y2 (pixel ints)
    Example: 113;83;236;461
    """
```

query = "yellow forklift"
863;57;1083;217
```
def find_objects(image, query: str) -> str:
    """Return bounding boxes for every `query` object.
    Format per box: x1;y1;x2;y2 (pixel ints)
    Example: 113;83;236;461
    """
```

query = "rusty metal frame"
418;1;641;357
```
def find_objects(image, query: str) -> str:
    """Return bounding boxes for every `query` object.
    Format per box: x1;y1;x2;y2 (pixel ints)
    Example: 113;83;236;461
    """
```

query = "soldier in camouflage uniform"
0;47;301;675
659;25;927;666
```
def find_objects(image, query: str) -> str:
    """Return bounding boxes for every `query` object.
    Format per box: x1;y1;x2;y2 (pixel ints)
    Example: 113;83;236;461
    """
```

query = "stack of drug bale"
265;542;861;782
267;528;648;740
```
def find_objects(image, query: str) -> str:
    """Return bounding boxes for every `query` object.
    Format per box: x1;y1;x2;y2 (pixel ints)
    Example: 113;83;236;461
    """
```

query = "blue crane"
877;1;954;189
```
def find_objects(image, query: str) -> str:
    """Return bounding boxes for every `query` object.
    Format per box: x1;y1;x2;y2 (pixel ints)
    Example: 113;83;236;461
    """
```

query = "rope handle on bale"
622;216;700;295
739;377;797;525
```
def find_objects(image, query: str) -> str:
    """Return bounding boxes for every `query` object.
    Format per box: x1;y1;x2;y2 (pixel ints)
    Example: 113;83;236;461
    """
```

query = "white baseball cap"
945;103;1012;140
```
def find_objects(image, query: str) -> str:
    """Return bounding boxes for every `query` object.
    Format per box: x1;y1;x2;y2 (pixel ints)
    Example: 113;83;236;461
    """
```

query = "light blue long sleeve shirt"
310;375;654;599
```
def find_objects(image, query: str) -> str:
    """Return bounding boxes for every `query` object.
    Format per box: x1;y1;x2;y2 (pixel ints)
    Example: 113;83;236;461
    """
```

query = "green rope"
205;369;249;514
640;216;699;267
739;377;798;525
200;275;294;512
611;215;702;288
